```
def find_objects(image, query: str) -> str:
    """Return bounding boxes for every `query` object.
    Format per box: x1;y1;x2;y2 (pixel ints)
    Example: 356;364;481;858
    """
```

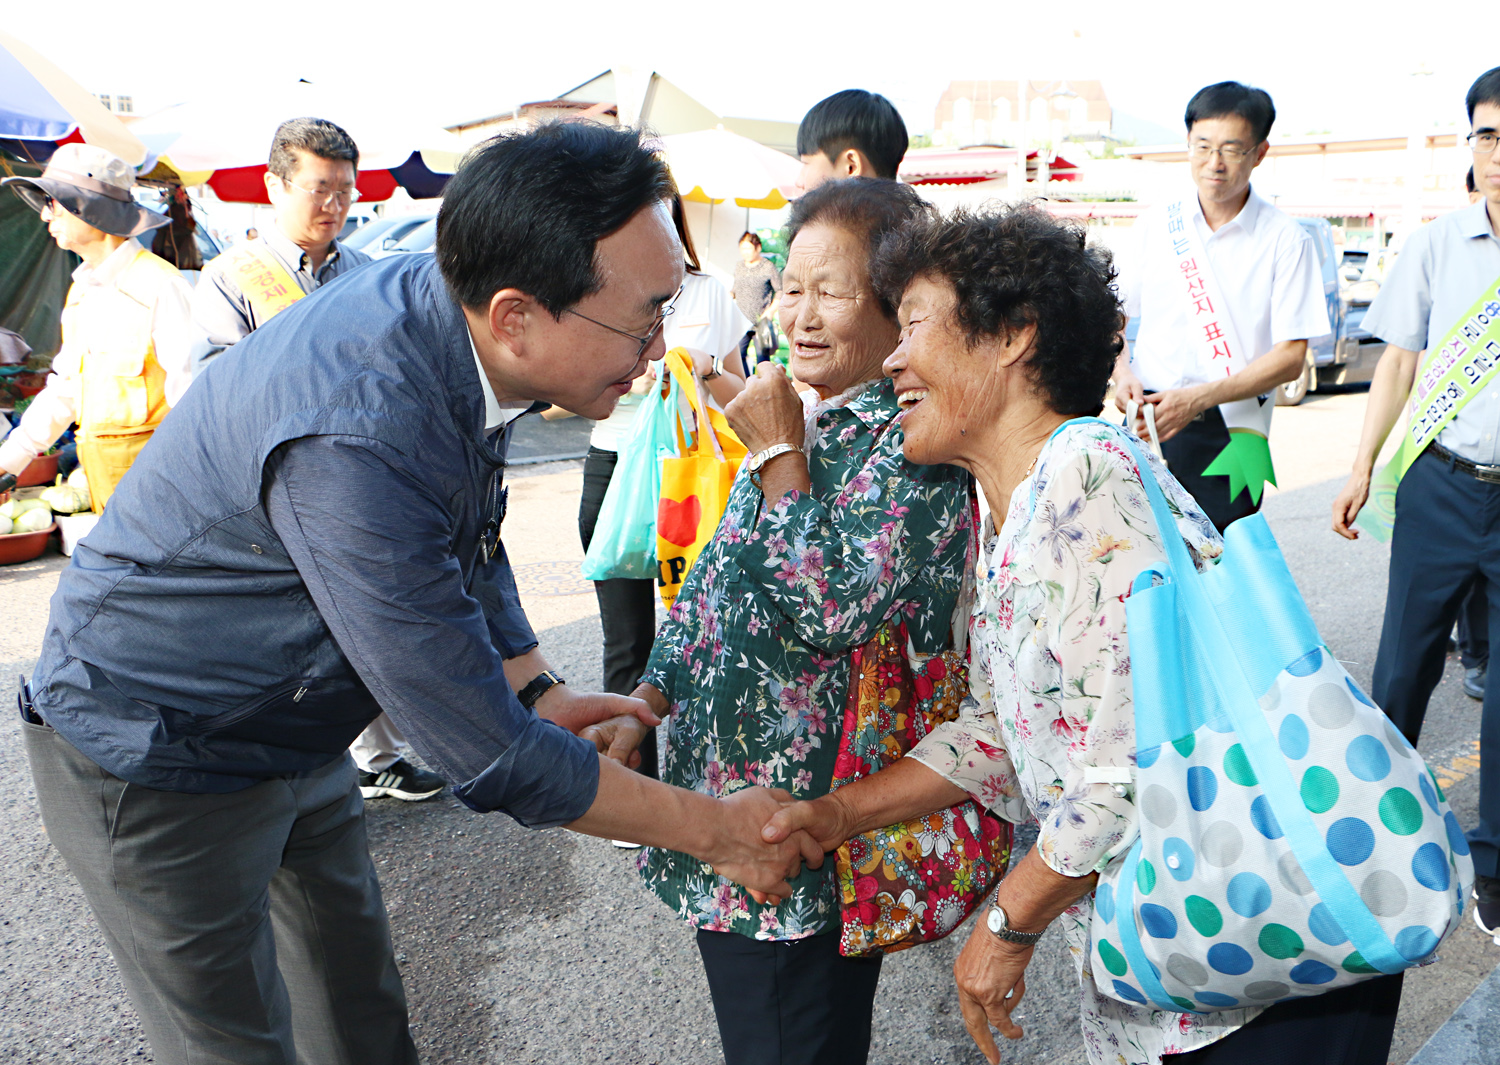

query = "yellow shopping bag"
655;349;747;609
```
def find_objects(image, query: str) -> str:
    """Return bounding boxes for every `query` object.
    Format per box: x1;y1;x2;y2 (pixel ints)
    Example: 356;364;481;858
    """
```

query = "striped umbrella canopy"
657;127;801;209
127;80;466;203
0;30;147;165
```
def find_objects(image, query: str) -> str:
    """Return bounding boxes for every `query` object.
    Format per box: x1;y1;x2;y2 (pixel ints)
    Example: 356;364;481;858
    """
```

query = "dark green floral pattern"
636;378;972;940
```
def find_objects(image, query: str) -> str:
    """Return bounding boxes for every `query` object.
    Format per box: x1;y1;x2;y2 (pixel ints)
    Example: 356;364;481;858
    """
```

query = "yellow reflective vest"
66;247;185;511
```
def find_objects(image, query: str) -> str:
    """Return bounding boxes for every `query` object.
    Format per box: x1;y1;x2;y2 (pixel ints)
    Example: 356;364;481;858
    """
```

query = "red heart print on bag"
657;495;702;548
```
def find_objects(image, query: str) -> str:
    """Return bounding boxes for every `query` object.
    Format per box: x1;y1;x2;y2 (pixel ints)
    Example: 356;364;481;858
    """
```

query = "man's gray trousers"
24;718;419;1065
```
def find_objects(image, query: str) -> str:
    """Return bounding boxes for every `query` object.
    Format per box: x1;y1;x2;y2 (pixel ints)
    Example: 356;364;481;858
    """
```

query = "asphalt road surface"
0;389;1494;1064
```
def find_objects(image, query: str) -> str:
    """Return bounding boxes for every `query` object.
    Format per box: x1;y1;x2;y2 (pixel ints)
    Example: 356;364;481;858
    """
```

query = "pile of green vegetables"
0;468;89;535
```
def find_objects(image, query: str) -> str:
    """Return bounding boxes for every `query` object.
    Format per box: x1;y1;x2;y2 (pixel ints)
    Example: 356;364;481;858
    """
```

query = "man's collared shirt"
190;223;370;372
1123;186;1329;395
1363;198;1500;465
0;238;194;476
467;327;530;433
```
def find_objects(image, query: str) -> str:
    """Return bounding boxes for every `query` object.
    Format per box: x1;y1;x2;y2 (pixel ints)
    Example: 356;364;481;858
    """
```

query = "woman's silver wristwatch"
746;443;804;489
986;898;1045;946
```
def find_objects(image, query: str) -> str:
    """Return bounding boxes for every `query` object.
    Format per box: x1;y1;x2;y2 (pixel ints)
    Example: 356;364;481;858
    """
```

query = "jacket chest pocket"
81;314;153;430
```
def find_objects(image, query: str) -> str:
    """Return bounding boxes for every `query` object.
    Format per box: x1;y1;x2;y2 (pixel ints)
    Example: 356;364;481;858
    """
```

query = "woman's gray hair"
785;178;935;319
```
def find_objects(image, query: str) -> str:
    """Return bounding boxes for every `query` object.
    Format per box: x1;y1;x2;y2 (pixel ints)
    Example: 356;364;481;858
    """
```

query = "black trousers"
1372;446;1500;877
695;930;884;1065
1156;405;1260;533
1171;973;1402;1064
738;330;758;376
579;446;658;776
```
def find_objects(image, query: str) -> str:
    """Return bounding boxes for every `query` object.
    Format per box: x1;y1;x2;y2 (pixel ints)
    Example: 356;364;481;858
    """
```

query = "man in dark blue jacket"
21;122;820;1065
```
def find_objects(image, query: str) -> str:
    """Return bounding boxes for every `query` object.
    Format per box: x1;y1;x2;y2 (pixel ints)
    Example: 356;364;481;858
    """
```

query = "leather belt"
1430;441;1500;484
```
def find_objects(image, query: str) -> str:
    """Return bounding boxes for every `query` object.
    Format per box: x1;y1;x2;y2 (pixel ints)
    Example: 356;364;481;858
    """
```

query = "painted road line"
1435;738;1483;792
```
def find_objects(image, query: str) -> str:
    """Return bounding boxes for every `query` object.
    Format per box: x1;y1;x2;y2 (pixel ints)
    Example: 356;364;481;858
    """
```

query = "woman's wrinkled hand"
580;714;651;769
760;793;853;853
744;794;853;904
954;919;1037;1063
725;363;804;455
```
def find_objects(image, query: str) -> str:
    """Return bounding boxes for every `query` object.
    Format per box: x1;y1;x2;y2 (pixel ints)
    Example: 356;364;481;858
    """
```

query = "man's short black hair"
796;90;908;179
436;121;675;314
1467;67;1500;122
1184;82;1276;144
267;117;360;181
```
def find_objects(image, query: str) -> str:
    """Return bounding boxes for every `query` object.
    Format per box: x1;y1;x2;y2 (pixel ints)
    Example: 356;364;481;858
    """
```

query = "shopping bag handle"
1123;399;1164;461
684;362;727;463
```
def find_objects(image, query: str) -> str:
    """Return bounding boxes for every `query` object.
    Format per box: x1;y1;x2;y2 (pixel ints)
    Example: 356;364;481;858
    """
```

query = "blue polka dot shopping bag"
1090;423;1472;1013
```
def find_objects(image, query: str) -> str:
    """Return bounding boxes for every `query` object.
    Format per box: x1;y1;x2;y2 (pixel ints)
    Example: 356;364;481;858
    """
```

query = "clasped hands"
575;684;844;898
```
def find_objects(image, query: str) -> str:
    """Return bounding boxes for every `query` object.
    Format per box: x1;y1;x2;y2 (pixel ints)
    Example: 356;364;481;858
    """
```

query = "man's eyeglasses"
1188;142;1255;162
566;289;682;360
283;179;360;209
1468;131;1500;155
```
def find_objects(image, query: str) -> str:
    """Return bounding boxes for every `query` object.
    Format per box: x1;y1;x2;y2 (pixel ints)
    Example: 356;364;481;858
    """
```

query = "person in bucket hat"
0;143;194;508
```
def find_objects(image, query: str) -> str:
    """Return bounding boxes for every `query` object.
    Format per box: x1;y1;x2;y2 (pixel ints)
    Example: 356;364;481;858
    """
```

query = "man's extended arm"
1331;343;1422;539
264;434;819;891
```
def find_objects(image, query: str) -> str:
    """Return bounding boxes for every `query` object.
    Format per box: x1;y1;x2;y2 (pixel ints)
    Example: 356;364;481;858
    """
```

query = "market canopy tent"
0;29;146;164
657;127;800;209
129;81;468;202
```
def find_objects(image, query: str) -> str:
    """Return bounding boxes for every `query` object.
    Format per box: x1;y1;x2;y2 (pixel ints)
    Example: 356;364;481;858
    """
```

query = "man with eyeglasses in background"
1114;81;1329;531
1333;66;1500;946
190;117;441;801
192;117;367;370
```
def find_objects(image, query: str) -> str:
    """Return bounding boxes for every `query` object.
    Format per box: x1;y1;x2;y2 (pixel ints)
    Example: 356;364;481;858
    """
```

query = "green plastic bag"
580;369;681;581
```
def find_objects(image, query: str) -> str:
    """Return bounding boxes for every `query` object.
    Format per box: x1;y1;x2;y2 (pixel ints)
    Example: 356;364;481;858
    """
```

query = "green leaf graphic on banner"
1203;430;1277;505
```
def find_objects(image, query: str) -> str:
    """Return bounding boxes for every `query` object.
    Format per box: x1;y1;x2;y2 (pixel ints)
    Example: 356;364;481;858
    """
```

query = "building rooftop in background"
934;79;1111;149
445;70;799;156
95;92;134;115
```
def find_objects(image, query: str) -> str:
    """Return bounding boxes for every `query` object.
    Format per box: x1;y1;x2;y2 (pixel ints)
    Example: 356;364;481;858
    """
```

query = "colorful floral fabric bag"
832;552;1014;956
1089;420;1472;1012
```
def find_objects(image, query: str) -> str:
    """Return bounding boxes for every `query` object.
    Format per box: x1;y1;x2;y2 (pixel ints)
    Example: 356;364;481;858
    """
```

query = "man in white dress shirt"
1115;81;1329;530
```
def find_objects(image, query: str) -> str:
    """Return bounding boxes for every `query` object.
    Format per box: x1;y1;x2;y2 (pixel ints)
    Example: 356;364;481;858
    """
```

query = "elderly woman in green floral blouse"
604;179;973;1065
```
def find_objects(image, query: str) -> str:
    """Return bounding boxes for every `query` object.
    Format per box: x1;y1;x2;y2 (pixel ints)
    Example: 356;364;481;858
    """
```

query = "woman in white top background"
568;193;747;791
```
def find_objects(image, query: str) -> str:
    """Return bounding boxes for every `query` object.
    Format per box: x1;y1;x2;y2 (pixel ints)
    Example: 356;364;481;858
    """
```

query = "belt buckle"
1475;464;1500;485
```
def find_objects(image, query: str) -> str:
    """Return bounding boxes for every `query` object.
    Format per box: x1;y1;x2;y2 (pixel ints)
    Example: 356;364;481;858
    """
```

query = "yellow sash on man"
221;242;305;322
1357;275;1500;540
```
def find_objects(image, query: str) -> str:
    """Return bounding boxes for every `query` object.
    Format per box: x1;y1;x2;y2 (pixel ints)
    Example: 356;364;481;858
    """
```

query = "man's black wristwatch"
517;669;565;709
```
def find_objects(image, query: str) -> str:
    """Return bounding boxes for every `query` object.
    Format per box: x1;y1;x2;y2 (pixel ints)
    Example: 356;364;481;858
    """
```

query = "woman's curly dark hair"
871;203;1123;415
785;178;935;320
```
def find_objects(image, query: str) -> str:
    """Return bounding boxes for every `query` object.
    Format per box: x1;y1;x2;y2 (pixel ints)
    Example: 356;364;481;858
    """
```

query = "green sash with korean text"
1357;277;1500;540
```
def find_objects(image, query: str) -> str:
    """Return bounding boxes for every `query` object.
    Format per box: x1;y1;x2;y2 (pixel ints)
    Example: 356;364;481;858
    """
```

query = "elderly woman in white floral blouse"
766;206;1405;1065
